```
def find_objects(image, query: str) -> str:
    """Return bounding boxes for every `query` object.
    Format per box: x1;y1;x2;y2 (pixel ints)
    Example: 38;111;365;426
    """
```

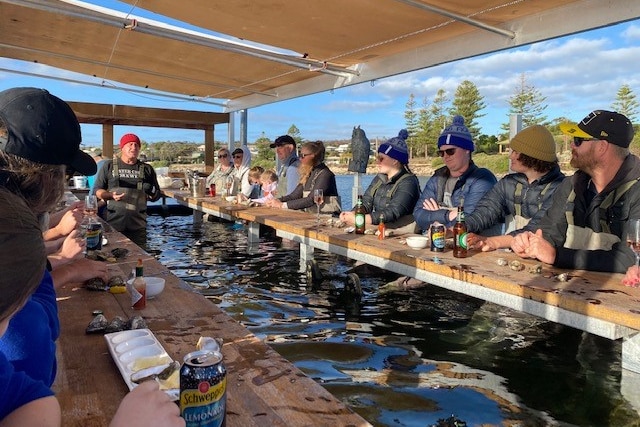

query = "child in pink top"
251;169;278;204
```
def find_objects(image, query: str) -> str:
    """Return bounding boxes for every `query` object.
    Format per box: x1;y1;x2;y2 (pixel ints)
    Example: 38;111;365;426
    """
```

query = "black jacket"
538;155;640;272
360;168;420;225
465;165;565;235
280;163;338;211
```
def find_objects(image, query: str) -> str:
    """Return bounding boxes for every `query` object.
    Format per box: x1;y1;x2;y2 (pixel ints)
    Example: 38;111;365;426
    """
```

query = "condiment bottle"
452;206;468;258
354;195;366;235
378;213;386;240
131;258;147;310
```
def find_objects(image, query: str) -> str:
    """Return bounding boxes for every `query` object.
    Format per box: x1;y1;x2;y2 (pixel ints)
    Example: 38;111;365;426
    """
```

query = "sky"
1;9;639;147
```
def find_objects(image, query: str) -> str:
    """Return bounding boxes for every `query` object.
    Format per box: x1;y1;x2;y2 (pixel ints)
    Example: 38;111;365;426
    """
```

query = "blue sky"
1;12;639;146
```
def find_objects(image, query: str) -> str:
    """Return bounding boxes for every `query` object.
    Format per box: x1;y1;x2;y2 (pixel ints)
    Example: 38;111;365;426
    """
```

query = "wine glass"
627;219;640;269
84;194;98;220
313;189;323;230
226;176;234;197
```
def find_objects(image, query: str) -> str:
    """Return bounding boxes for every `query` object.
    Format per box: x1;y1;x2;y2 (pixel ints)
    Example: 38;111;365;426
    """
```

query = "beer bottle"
131;258;147;310
354;195;366;235
452;206;468;258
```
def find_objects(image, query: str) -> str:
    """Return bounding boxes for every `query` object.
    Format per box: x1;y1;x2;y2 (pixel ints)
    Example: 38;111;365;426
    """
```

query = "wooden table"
162;190;640;375
52;228;370;426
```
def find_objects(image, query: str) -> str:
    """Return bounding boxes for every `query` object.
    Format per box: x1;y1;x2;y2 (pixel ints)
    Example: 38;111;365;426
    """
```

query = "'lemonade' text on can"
180;350;226;427
430;223;445;252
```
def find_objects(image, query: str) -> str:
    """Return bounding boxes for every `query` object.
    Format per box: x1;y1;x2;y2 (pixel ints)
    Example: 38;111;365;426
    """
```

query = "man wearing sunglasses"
512;110;637;273
414;115;497;232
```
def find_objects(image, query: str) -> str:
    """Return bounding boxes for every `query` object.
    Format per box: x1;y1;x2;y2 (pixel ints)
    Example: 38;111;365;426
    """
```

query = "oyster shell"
131;360;180;384
85;277;109;291
128;316;148;330
528;264;543;274
555;272;570;282
509;260;525;271
86;314;108;334
105;316;127;334
111;248;129;259
496;258;508;266
107;275;125;287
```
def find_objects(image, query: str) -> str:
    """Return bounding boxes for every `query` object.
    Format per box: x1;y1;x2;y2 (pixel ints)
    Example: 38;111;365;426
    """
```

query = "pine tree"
611;84;639;123
501;73;548;134
287;124;303;144
428;89;450;155
417;97;433;158
450;80;486;139
404;94;419;158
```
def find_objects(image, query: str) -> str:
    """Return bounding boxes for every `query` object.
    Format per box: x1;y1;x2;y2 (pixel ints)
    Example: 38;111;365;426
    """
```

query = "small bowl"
406;235;429;249
127;277;165;299
225;196;236;202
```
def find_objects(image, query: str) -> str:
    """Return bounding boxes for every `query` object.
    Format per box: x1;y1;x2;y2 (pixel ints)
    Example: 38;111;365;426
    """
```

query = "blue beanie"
378;129;409;164
437;115;474;152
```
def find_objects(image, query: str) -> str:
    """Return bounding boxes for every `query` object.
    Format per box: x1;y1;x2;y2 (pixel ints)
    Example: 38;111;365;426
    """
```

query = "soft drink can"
430;223;445;252
180;350;226;426
209;184;216;197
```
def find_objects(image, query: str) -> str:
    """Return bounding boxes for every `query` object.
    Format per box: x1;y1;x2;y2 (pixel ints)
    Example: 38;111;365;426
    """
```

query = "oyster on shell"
131;361;180;384
111;248;129;259
496;258;508;266
107;275;125;287
85;277;109;291
86;314;108;334
509;260;525;271
128;316;148;330
105;316;128;334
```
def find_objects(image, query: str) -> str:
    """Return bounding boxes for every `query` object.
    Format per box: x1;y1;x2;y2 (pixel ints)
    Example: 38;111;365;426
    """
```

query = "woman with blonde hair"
266;141;340;213
205;147;234;192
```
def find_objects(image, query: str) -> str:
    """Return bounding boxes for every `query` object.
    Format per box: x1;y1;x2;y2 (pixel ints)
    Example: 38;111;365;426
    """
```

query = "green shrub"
472;153;509;174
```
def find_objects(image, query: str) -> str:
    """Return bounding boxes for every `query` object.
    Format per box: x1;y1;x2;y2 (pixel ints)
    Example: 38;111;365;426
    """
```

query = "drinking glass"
84;194;98;219
313;189;323;230
627;219;640;269
226;176;234;197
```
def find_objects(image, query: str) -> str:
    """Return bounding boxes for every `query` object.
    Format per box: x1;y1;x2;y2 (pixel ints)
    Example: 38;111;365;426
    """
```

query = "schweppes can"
180;350;226;426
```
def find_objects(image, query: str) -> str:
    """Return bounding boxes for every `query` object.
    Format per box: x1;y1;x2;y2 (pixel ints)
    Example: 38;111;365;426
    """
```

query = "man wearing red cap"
94;133;161;246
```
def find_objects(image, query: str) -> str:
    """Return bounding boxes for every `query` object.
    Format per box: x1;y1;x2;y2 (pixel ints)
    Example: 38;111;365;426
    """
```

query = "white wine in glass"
84;194;98;218
627;218;640;269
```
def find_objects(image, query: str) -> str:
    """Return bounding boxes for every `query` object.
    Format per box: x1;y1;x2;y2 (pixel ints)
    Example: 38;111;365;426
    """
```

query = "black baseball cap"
559;110;634;148
0;87;96;175
270;134;296;148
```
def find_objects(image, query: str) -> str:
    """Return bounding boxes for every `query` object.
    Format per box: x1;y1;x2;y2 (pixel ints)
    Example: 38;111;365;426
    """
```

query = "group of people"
0;87;183;425
2;84;638;424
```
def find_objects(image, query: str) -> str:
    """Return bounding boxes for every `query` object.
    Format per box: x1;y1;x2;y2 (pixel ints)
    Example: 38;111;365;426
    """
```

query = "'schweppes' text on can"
180;350;226;427
430;223;445;252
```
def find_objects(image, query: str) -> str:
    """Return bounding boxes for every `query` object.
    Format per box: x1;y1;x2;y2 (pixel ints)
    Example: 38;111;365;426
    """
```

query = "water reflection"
146;214;640;426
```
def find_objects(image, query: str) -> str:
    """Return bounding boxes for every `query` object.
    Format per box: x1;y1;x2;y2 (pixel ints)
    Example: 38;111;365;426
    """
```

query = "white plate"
104;328;179;400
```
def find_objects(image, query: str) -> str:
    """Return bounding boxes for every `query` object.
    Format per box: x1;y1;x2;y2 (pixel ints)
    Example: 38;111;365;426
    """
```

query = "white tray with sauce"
104;328;179;400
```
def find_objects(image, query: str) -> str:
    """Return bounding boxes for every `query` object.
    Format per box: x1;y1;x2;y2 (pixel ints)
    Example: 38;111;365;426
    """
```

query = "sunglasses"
573;136;600;147
233;154;243;159
217;154;228;158
300;153;313;158
437;148;457;157
376;155;387;162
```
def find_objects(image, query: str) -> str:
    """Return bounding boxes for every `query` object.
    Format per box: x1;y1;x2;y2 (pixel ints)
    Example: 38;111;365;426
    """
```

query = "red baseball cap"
119;133;141;149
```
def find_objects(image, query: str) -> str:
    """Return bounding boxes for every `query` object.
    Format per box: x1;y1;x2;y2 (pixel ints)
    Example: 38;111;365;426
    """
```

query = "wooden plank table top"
163;190;640;332
52;227;370;427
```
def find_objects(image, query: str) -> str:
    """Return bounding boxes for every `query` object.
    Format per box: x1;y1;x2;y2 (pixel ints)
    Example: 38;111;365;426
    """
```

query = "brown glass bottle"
452;206;467;258
354;195;366;235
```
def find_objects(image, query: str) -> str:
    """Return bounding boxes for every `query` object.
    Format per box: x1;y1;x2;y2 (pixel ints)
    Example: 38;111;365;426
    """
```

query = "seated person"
340;129;420;231
251;169;278;204
466;125;565;251
205;147;234;192
413;115;497;233
0;188;183;427
511;110;638;273
230;146;254;198
266;141;340;214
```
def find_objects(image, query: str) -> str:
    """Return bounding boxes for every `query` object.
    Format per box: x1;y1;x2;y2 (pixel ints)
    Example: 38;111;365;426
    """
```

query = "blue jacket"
0;270;59;386
413;161;497;231
0;351;53;420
